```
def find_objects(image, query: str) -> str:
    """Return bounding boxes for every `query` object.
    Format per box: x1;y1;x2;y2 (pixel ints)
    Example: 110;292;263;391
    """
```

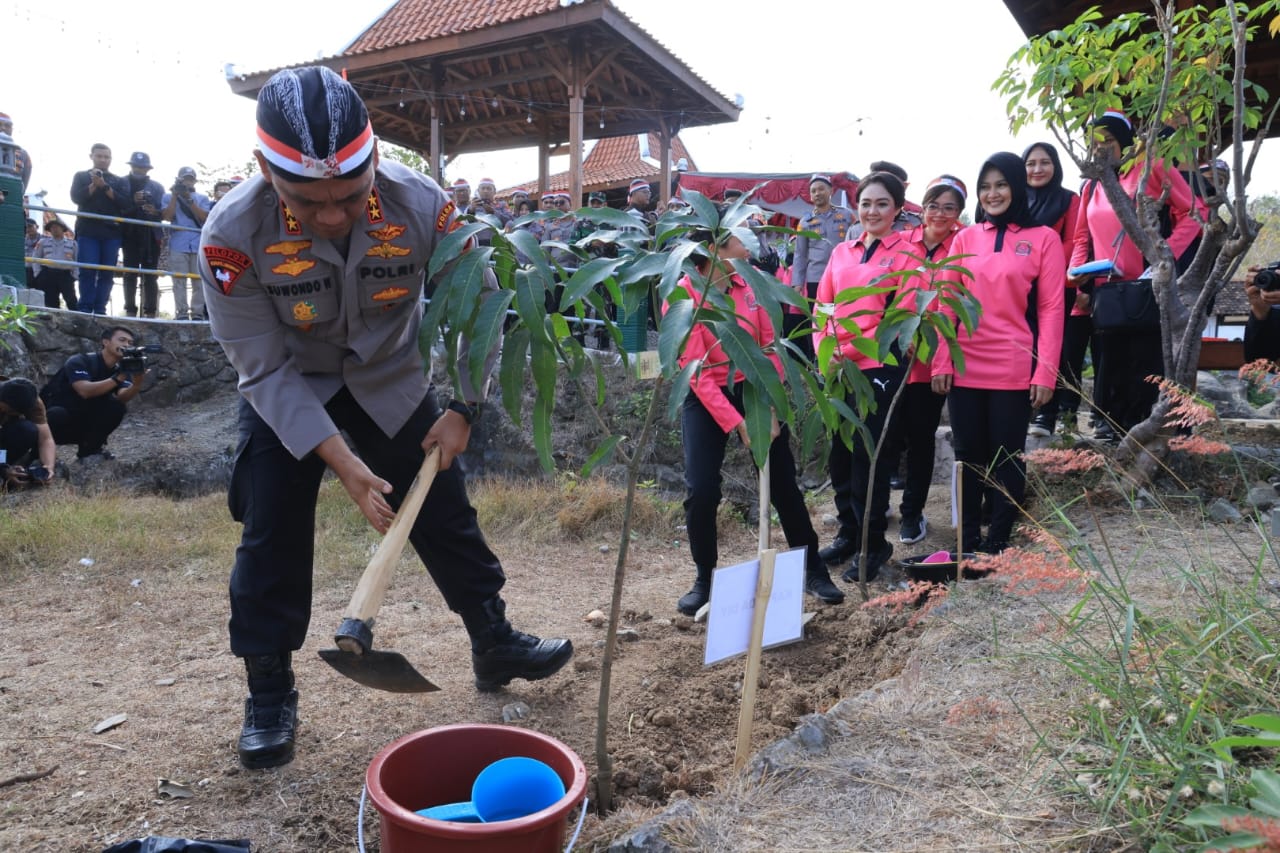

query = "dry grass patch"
471;474;681;543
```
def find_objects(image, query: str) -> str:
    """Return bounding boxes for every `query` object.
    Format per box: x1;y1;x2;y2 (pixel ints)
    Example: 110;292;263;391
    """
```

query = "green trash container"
617;297;649;354
0;174;26;290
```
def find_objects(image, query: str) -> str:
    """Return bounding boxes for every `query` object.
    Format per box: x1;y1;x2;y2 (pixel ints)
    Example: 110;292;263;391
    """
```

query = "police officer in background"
788;175;857;358
200;66;573;771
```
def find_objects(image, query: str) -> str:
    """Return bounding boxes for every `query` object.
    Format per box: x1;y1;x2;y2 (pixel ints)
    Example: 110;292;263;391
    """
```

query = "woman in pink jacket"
669;213;844;616
1023;141;1083;437
933;152;1065;553
815;172;921;581
883;175;967;546
1069;110;1198;441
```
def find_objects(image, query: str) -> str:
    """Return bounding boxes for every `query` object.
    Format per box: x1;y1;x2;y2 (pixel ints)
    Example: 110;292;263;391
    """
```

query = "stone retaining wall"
0;308;234;409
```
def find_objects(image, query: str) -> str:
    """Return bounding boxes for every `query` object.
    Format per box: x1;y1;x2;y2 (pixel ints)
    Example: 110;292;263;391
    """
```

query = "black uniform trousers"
121;227;160;317
1051;314;1093;421
1094;328;1162;432
681;389;821;576
227;388;505;657
828;365;905;552
46;395;125;457
884;381;946;520
36;270;78;311
947;386;1030;549
1;419;38;465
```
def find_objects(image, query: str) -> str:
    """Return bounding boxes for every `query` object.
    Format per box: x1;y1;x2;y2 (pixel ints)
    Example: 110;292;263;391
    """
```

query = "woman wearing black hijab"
931;152;1065;552
1023;142;1084;437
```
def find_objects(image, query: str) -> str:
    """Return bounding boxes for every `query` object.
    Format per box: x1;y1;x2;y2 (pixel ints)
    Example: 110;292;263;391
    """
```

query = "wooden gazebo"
225;0;740;204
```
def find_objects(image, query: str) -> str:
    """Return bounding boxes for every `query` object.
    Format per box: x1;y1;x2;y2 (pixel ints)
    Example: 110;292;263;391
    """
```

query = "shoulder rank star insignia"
280;202;302;235
273;257;317;276
366;242;412;259
366;188;384;224
367;223;406;242
293;300;318;322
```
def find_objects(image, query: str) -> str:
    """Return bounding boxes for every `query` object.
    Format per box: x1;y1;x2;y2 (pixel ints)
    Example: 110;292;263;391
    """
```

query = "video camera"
1255;261;1280;293
118;344;163;374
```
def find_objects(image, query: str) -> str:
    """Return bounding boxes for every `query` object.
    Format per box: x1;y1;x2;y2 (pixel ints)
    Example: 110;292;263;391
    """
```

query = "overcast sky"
10;0;1280;216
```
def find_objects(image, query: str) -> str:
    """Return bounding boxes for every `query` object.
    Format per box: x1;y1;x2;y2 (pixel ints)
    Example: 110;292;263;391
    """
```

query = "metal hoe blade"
317;648;441;693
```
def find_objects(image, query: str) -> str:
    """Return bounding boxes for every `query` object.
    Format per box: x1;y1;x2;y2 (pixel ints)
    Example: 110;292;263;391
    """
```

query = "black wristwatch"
446;399;480;425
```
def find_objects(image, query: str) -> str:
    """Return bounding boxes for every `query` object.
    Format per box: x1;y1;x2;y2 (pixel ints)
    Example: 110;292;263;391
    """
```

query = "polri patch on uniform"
1015;240;1033;256
293;301;318;323
436;201;456;232
203;246;253;295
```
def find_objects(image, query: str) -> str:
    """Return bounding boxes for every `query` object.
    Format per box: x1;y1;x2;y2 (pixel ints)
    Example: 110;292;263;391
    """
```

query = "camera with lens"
172;180;192;196
1255;261;1280;293
91;169;103;178
118;344;162;374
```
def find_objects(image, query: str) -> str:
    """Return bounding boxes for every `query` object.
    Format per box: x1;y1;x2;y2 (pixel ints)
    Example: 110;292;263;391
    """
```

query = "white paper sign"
703;547;805;666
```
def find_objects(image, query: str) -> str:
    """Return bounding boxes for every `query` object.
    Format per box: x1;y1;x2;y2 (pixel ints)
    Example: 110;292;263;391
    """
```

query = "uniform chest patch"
372;286;410;302
1015;240;1032;257
366;242;412;259
368;223;406;242
265;240;316;277
202;246;253;295
293;301;318;322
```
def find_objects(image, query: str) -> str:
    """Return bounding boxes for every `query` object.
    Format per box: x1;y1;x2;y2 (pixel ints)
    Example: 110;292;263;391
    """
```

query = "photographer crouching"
40;326;152;461
0;378;56;489
1244;263;1280;362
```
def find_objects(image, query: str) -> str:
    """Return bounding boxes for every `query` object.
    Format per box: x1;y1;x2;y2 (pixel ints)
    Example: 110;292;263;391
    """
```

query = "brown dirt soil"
4;391;1277;852
0;390;927;852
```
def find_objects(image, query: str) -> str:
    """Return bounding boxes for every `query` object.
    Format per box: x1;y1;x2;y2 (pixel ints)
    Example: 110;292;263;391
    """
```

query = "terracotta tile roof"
346;0;565;54
502;133;696;195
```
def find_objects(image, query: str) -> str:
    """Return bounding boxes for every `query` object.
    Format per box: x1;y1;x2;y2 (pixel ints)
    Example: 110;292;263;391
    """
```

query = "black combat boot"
461;597;573;693
238;653;298;770
676;567;712;616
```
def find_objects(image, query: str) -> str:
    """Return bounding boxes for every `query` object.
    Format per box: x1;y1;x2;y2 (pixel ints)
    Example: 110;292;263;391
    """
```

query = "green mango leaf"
466;288;515;393
498;326;530;424
580;435;624;478
427;221;491;279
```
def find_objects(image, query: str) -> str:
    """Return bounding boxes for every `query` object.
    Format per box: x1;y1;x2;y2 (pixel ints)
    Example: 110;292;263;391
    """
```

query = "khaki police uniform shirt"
792;205;857;286
199;161;492;460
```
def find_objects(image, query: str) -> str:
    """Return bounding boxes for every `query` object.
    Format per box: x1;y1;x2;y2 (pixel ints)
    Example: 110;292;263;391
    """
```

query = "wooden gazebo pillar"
568;40;585;204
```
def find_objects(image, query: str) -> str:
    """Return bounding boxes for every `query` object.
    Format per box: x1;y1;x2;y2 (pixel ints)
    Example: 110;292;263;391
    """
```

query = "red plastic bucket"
366;724;588;852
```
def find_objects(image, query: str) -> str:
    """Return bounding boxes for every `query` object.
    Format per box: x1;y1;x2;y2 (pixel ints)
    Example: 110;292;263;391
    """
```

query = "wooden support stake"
734;547;775;771
954;460;964;583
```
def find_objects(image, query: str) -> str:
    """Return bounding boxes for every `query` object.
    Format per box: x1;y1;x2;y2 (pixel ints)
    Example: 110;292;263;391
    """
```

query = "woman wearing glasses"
932;153;1065;554
884;175;967;547
815;172;920;582
1023;142;1083;438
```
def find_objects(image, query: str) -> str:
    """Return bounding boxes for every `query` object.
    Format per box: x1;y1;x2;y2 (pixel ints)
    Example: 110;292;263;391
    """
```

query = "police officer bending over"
200;66;573;770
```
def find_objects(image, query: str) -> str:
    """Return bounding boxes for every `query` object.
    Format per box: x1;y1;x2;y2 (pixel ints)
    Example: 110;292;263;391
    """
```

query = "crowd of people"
667;107;1243;611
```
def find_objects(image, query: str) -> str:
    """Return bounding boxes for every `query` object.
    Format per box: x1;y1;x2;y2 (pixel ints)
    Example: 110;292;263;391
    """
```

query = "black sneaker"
1028;412;1054;438
841;542;892;583
804;572;845;605
1093;422;1120;445
899;514;927;545
819;536;857;566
